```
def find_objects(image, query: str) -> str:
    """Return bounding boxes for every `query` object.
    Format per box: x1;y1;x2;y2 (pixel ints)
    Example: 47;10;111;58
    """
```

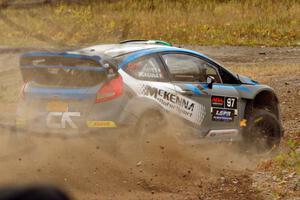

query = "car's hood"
238;74;259;85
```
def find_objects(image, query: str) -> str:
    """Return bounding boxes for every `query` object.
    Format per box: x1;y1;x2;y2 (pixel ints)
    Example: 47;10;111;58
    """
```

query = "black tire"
242;109;283;153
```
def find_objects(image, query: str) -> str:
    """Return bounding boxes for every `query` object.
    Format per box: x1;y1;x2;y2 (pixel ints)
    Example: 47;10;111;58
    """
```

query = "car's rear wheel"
116;109;169;157
242;109;282;153
135;110;168;147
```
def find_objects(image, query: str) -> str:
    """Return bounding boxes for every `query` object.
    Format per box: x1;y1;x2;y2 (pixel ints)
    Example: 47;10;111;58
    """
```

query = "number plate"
47;101;68;112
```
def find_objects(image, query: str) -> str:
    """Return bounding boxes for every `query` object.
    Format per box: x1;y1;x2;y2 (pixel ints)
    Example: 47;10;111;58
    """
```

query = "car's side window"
162;53;221;83
124;55;167;81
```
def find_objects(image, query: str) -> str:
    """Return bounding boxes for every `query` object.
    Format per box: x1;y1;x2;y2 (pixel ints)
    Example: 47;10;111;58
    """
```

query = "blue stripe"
203;84;251;93
243;76;258;85
27;86;97;100
183;83;251;93
199;83;209;90
235;85;252;92
185;84;202;95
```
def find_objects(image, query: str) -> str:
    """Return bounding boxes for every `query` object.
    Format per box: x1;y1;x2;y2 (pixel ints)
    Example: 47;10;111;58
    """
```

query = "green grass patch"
0;0;299;47
273;142;300;174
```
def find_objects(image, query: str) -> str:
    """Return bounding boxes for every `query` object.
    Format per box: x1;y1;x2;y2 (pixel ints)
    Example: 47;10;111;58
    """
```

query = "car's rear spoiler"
19;52;114;87
19;52;106;72
21;52;101;62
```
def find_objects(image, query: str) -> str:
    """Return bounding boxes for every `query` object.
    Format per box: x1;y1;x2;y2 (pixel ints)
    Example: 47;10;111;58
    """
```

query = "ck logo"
46;112;80;129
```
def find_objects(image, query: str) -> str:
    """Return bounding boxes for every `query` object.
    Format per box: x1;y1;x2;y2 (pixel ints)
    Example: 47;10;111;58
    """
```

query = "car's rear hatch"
19;52;115;130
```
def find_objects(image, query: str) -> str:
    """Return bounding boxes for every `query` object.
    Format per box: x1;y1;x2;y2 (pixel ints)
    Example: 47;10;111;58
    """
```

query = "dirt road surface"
0;46;299;200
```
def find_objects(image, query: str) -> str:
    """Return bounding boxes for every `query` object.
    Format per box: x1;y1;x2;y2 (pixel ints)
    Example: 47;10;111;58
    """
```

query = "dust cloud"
0;119;260;200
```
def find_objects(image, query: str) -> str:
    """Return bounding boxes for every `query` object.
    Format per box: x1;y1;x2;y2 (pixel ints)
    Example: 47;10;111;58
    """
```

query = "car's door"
120;53;180;120
160;52;241;137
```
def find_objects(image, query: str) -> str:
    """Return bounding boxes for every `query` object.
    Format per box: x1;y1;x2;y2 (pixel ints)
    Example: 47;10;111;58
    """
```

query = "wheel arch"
244;89;280;119
118;96;167;126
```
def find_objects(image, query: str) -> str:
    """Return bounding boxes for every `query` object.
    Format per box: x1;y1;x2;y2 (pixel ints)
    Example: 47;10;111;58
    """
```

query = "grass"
0;0;299;47
266;138;300;175
258;138;300;175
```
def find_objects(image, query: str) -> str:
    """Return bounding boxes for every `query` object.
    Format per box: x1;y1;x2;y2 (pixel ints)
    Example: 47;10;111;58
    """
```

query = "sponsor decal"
120;70;206;126
140;84;205;125
46;112;80;129
225;97;237;109
138;71;162;79
142;85;195;113
127;58;163;79
211;96;237;109
86;121;116;128
211;96;238;118
211;96;225;107
212;108;234;122
240;119;247;127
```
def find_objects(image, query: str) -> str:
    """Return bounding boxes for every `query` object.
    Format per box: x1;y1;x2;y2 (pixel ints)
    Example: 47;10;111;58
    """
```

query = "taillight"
95;75;123;103
20;83;27;99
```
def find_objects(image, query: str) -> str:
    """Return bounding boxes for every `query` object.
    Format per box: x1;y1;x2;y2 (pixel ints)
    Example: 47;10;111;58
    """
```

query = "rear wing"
20;52;106;72
19;52;118;87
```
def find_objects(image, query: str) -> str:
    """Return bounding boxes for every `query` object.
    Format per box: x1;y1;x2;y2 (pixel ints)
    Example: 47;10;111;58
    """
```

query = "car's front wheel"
242;109;283;153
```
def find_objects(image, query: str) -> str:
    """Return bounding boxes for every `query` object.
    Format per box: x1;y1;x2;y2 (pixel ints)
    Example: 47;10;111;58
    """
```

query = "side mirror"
207;76;215;89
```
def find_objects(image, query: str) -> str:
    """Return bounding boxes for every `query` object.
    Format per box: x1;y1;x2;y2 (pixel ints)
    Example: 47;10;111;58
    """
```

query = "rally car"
16;40;283;151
